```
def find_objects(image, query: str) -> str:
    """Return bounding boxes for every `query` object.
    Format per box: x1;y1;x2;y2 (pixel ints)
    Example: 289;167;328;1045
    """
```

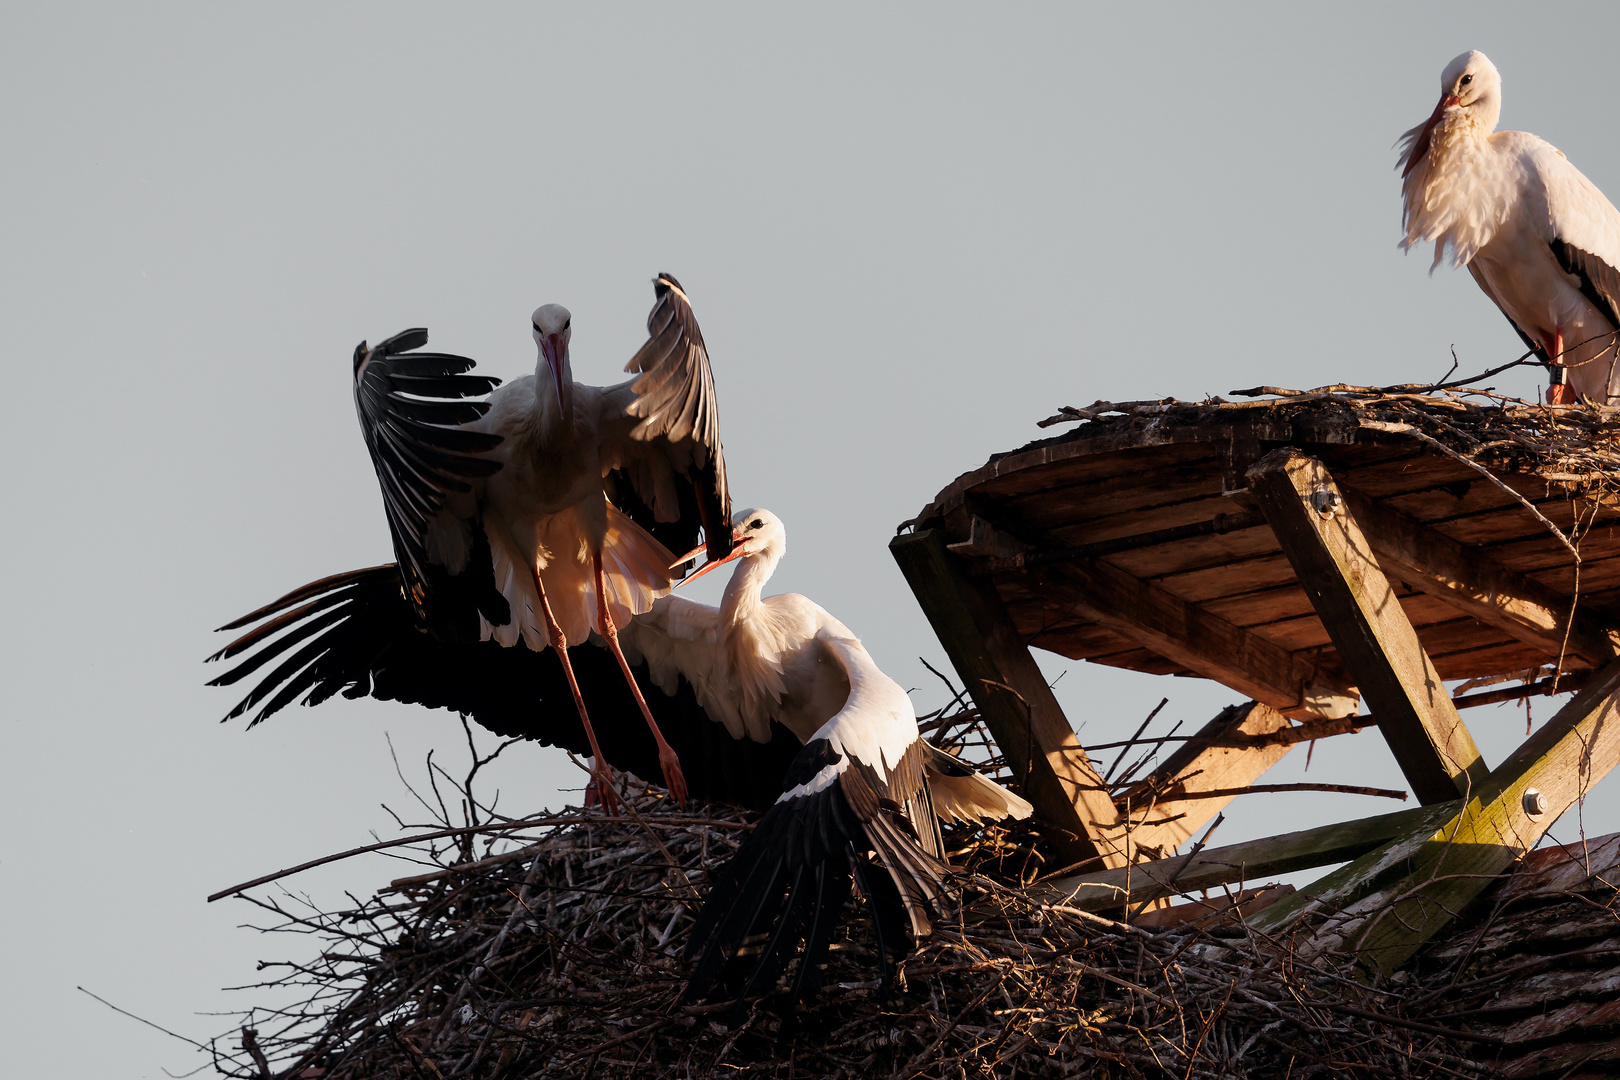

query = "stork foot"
659;748;690;807
584;765;621;815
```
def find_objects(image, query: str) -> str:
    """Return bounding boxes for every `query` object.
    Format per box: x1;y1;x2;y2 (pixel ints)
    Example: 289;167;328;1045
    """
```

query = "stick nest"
207;734;1526;1080
1036;381;1620;496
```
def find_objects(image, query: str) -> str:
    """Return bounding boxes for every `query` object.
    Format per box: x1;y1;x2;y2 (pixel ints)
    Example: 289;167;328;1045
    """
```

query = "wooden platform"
909;403;1620;697
891;393;1620;981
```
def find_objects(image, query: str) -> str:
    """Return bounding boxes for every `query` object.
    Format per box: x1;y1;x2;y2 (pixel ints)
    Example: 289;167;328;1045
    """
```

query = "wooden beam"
1040;557;1358;721
1117;702;1297;859
1340;485;1619;668
1033;800;1459;912
1247;449;1489;804
890;530;1126;869
1249;654;1620;979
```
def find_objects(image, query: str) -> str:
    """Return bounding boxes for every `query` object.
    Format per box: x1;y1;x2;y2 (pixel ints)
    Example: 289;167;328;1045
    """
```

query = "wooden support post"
890;529;1127;868
1249;654;1620;979
1339;485;1618;668
1117;702;1297;859
1034;800;1459;912
1247;449;1489;804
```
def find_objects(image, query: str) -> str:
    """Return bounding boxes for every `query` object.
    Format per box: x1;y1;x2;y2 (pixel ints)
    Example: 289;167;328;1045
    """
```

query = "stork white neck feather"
1399;50;1512;270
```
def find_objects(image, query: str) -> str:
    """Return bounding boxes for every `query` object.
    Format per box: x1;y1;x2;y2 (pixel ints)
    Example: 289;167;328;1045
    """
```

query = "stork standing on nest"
210;507;1029;1003
241;275;730;809
632;508;1031;1003
1399;51;1620;405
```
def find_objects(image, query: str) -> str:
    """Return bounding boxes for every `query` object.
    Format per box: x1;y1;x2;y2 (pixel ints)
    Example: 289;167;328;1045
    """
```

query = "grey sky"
6;4;1620;1074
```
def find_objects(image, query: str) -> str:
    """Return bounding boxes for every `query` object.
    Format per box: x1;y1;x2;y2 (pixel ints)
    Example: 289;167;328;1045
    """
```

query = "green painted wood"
1034;800;1461;912
1249;654;1620;980
1246;449;1489;804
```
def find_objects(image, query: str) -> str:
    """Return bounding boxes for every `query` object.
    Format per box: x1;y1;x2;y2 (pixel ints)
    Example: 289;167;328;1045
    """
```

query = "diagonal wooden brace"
1247;449;1489;804
891;529;1128;869
1249;653;1620;979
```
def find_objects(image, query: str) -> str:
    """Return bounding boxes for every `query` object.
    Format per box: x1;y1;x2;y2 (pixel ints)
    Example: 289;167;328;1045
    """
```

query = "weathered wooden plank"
1201;583;1321;629
958;442;1222;503
1320;452;1479;497
889;530;1126;868
1245;603;1491;655
1047;492;1237;548
1151;553;1299;603
1247;449;1489;804
1490;521;1620;571
1341;486;1615;673
1428;640;1561;681
1094;522;1281;581
1379;474;1558;524
999;462;1226;530
1034;800;1459;912
1249;654;1620;980
1031;557;1358;719
1116;702;1298;859
1080;647;1186;676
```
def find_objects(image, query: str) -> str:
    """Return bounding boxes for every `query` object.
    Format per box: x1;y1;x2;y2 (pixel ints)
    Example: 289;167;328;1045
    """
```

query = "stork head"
531;303;573;416
1401;51;1502;178
671;508;786;585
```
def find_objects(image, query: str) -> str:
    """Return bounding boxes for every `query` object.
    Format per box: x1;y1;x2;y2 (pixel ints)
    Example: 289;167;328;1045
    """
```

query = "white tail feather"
927;767;1034;826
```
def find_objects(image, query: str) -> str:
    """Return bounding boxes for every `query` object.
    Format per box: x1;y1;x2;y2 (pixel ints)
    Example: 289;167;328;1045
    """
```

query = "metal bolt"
1522;788;1548;820
1310;489;1341;517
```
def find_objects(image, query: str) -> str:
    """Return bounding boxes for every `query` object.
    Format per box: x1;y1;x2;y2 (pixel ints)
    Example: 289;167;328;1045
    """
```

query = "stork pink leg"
531;566;620;815
594;551;690;806
1548;329;1577;405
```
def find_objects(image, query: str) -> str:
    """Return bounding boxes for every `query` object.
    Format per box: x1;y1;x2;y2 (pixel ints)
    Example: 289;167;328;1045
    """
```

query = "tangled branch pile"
1038;380;1620;507
209;769;1529;1078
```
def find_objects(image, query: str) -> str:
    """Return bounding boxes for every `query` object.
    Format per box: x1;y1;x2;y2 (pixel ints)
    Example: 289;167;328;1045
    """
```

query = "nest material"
201;703;1620;1080
1035;382;1620;501
211;793;1527;1078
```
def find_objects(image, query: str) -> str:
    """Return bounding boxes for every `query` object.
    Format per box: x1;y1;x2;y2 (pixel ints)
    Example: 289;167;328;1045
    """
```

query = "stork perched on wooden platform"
1399;51;1620;405
208;507;1029;1004
232;274;730;810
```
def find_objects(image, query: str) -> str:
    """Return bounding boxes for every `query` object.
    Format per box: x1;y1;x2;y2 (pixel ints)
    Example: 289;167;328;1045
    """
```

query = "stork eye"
749;518;763;529
1460;74;1473;87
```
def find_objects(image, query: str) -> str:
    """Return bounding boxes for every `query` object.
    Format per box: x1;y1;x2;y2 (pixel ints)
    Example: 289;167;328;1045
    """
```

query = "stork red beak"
1403;94;1461;178
542;333;567;404
671;531;748;586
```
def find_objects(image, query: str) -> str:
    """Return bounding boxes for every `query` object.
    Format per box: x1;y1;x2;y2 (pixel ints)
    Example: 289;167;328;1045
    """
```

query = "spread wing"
682;630;952;1009
602;275;732;562
352;329;503;620
205;564;801;811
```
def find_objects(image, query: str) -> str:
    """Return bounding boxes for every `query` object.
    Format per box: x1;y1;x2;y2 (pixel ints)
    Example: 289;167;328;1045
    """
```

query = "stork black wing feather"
383;398;492;426
352;329;503;626
214;566;382;632
682;736;948;1009
1552;238;1620;330
389;373;502;399
206;564;801;807
620;274;732;562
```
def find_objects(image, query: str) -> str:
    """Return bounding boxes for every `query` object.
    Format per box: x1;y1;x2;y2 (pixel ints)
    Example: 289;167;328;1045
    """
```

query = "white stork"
278;274;730;809
1400;51;1620;404
207;507;1030;1003
633;508;1032;1003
